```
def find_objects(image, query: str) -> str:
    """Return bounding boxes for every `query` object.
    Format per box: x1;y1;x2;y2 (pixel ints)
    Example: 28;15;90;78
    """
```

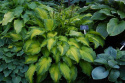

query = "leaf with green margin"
91;11;107;20
58;36;68;42
58;42;69;56
69;30;83;37
76;37;89;46
62;56;72;67
12;76;21;83
108;70;120;82
80;60;93;76
70;66;77;81
30;28;45;39
47;32;57;38
51;45;57;55
26;41;41;55
14;19;24;34
2;12;14;25
68;38;80;48
37;72;48;83
41;39;47;48
60;63;71;80
117;10;125;19
47;38;56;51
35;7;48;19
44;19;55;31
107;18;125;36
10;33;22;41
96;23;108;38
37;57;52;75
25;64;36;83
66;46;81;63
42;48;50;57
25;55;39;64
49;64;62;82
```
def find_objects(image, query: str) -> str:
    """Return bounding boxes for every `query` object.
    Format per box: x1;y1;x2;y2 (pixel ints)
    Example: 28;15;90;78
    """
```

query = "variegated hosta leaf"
37;72;48;83
66;46;81;63
80;46;96;62
60;63;71;80
24;40;41;55
49;64;62;82
69;30;83;37
41;48;50;57
30;28;45;39
25;64;36;83
10;33;22;41
58;42;69;56
58;36;68;42
35;7;48;19
47;38;56;51
80;60;93;76
68;38;80;48
41;39;47;48
51;46;57;55
70;66;77;81
76;37;89;47
47;32;57;38
37;57;52;75
62;56;72;67
2;12;14;25
44;19;56;31
86;31;104;48
25;55;39;64
14;19;24;34
53;52;60;63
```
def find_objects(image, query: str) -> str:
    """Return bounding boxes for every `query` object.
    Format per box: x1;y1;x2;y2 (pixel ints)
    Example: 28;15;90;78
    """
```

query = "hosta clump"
78;0;125;38
24;4;104;83
92;47;125;82
0;38;28;83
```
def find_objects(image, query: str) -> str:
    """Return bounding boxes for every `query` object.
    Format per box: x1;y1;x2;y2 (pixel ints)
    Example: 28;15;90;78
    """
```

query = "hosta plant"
92;47;125;83
23;3;104;83
0;38;28;83
78;0;125;38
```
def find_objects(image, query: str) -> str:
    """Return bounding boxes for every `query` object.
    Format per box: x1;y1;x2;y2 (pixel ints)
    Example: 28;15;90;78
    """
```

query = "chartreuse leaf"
47;32;57;38
68;38;80;48
25;64;36;83
37;72;48;83
58;36;68;42
107;18;125;36
80;46;96;62
62;56;72;67
80;60;93;76
30;28;45;39
37;57;52;75
58;42;69;56
70;66;77;81
44;19;55;31
2;12;14;25
69;30;83;37
35;7;48;19
76;37;89;46
26;41;41;55
53;52;60;63
60;63;71;81
41;39;47;48
14;19;24;34
25;55;39;64
24;40;33;51
66;46;81;63
47;38;56;51
49;64;62;82
10;33;22;41
51;46;57;55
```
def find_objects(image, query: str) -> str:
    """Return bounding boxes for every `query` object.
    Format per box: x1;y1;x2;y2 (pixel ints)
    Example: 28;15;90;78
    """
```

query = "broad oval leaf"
47;38;56;51
92;66;109;80
49;64;62;82
62;56;72;67
25;55;39;64
70;66;77;81
25;64;36;83
107;18;125;36
66;46;81;63
44;19;56;31
30;28;45;39
76;37;89;46
69;30;83;37
60;63;71;80
14;20;24;34
68;38;80;48
2;12;14;25
80;60;93;76
37;57;52;75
